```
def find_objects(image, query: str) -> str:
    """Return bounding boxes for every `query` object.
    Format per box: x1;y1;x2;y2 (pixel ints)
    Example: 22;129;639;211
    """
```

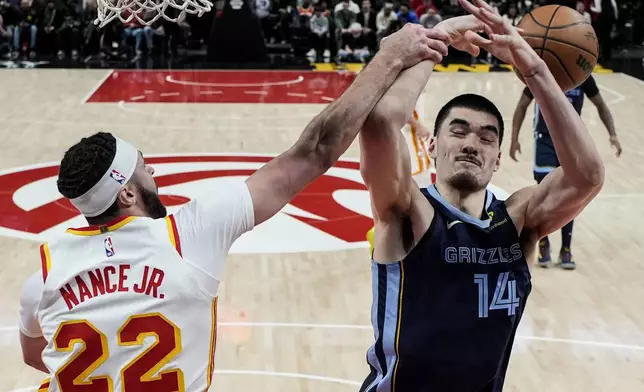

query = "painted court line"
80;69;113;105
4;370;361;392
2;322;643;351
166;75;305;88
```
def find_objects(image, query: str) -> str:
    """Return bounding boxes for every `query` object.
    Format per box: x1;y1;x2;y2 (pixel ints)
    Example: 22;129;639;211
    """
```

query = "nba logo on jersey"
109;169;126;184
104;236;115;257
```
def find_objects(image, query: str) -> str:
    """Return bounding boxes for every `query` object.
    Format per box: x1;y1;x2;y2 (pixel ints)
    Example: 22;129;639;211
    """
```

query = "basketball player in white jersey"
17;20;486;391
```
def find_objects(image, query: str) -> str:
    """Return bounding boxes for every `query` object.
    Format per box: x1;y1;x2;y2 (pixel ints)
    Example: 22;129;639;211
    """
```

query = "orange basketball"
515;5;599;92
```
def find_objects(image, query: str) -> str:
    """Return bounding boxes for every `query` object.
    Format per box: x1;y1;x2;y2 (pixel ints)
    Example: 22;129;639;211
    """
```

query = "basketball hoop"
94;0;213;27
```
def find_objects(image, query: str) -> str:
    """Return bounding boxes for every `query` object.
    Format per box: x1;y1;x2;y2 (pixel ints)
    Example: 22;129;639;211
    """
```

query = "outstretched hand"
434;14;487;56
457;0;545;77
379;23;451;69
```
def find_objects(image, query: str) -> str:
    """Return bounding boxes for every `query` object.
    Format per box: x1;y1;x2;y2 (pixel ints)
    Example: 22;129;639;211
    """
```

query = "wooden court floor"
0;69;642;392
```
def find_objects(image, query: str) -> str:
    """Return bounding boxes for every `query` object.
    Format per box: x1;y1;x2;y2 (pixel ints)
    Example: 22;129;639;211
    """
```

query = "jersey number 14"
473;272;520;318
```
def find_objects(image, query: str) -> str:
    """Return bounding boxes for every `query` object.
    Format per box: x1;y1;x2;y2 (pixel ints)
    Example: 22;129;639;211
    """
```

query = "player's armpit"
510;167;601;240
19;332;47;373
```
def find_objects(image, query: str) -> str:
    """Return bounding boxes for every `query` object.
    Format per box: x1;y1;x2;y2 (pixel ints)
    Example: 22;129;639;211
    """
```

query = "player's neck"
434;182;488;219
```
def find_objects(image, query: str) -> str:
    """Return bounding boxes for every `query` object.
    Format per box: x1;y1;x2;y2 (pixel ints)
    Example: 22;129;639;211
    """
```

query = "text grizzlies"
445;244;523;264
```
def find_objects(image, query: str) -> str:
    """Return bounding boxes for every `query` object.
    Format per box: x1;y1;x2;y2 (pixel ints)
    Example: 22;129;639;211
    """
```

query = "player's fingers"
426;37;449;57
473;0;499;14
464;30;491;50
478;7;506;30
425;27;451;43
488;33;518;46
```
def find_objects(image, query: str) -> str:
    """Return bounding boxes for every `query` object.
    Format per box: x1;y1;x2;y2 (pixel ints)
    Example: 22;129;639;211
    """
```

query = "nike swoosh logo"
447;220;463;229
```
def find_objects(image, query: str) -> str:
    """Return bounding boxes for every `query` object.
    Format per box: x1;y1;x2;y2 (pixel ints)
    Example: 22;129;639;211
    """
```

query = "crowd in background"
0;0;639;65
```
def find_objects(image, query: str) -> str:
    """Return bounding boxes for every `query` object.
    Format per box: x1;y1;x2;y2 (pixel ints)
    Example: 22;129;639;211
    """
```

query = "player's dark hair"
57;132;120;223
434;93;504;145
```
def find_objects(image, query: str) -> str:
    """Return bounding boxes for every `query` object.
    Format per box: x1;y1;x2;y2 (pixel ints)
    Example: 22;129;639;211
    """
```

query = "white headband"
69;137;139;217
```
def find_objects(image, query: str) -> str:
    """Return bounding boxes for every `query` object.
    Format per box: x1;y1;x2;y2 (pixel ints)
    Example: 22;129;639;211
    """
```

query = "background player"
17;23;456;390
359;0;605;390
510;74;622;269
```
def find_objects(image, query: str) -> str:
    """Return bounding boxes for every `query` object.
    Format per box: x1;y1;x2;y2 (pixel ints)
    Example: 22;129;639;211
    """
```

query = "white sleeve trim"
19;272;44;338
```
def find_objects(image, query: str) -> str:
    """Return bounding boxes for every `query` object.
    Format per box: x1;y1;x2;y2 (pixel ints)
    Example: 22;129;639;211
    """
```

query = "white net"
94;0;213;27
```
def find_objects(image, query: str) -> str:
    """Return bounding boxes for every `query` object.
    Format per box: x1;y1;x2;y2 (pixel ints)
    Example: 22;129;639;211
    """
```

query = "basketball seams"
539;5;561;60
526;13;590;30
522;34;598;60
541;47;575;86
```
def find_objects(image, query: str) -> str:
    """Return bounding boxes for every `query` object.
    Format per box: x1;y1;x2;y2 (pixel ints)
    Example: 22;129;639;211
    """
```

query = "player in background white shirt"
17;22;480;391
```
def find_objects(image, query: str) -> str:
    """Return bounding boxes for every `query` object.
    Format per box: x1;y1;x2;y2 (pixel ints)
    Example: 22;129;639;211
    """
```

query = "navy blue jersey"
526;75;599;136
529;76;599;175
361;185;532;392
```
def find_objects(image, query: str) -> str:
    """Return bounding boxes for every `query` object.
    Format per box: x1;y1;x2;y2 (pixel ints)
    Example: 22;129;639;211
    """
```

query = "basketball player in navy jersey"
358;0;605;391
510;75;622;269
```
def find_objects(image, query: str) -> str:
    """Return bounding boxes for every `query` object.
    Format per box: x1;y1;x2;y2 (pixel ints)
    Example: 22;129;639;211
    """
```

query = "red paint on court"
86;70;356;104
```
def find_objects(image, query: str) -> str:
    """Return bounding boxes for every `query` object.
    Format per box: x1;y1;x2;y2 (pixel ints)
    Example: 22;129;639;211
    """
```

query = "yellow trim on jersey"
392;262;405;390
37;378;50;392
206;298;218;390
40;243;52;283
66;216;137;236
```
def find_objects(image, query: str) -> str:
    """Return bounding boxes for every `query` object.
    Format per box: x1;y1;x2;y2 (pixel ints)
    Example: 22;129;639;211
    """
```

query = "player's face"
429;107;501;192
131;153;167;219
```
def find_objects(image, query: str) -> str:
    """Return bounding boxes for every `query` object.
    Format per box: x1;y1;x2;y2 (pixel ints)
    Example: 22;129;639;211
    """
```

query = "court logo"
0;154;509;254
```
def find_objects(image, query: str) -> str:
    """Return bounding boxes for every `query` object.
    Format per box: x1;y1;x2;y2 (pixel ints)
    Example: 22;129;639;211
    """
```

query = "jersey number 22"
53;312;183;391
473;272;520;318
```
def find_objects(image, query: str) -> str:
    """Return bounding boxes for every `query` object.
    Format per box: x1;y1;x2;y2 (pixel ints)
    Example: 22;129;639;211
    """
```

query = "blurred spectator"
356;0;376;50
56;13;82;59
338;21;370;62
419;6;441;28
333;0;359;14
41;0;62;55
575;0;590;22
397;3;418;24
0;1;12;57
502;3;520;26
309;4;328;62
593;0;617;64
376;2;396;42
121;9;145;57
335;0;356;52
13;0;38;58
414;0;434;17
439;0;465;19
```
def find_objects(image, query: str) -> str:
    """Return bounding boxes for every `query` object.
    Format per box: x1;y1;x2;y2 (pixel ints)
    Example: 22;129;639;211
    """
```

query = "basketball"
515;5;599;92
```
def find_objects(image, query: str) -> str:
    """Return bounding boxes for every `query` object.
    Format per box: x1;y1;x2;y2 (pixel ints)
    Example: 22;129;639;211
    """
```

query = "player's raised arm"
246;24;450;225
509;88;533;161
360;15;485;259
460;0;604;240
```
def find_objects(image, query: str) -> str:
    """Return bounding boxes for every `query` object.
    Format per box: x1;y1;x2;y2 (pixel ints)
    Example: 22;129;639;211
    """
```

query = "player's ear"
493;149;501;172
116;184;137;208
428;135;437;159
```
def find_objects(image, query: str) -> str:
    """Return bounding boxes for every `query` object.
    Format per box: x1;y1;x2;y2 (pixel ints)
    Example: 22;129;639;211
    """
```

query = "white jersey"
401;92;433;188
20;181;255;392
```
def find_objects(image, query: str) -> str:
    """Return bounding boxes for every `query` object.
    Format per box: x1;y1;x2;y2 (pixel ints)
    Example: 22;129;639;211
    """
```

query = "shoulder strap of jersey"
165;215;183;257
39;243;51;283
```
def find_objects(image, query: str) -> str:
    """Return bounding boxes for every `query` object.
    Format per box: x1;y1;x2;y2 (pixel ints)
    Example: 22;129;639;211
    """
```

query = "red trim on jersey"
166;214;182;257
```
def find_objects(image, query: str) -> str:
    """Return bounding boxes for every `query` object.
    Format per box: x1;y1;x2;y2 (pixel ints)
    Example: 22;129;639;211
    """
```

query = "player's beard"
137;183;167;219
446;171;484;193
